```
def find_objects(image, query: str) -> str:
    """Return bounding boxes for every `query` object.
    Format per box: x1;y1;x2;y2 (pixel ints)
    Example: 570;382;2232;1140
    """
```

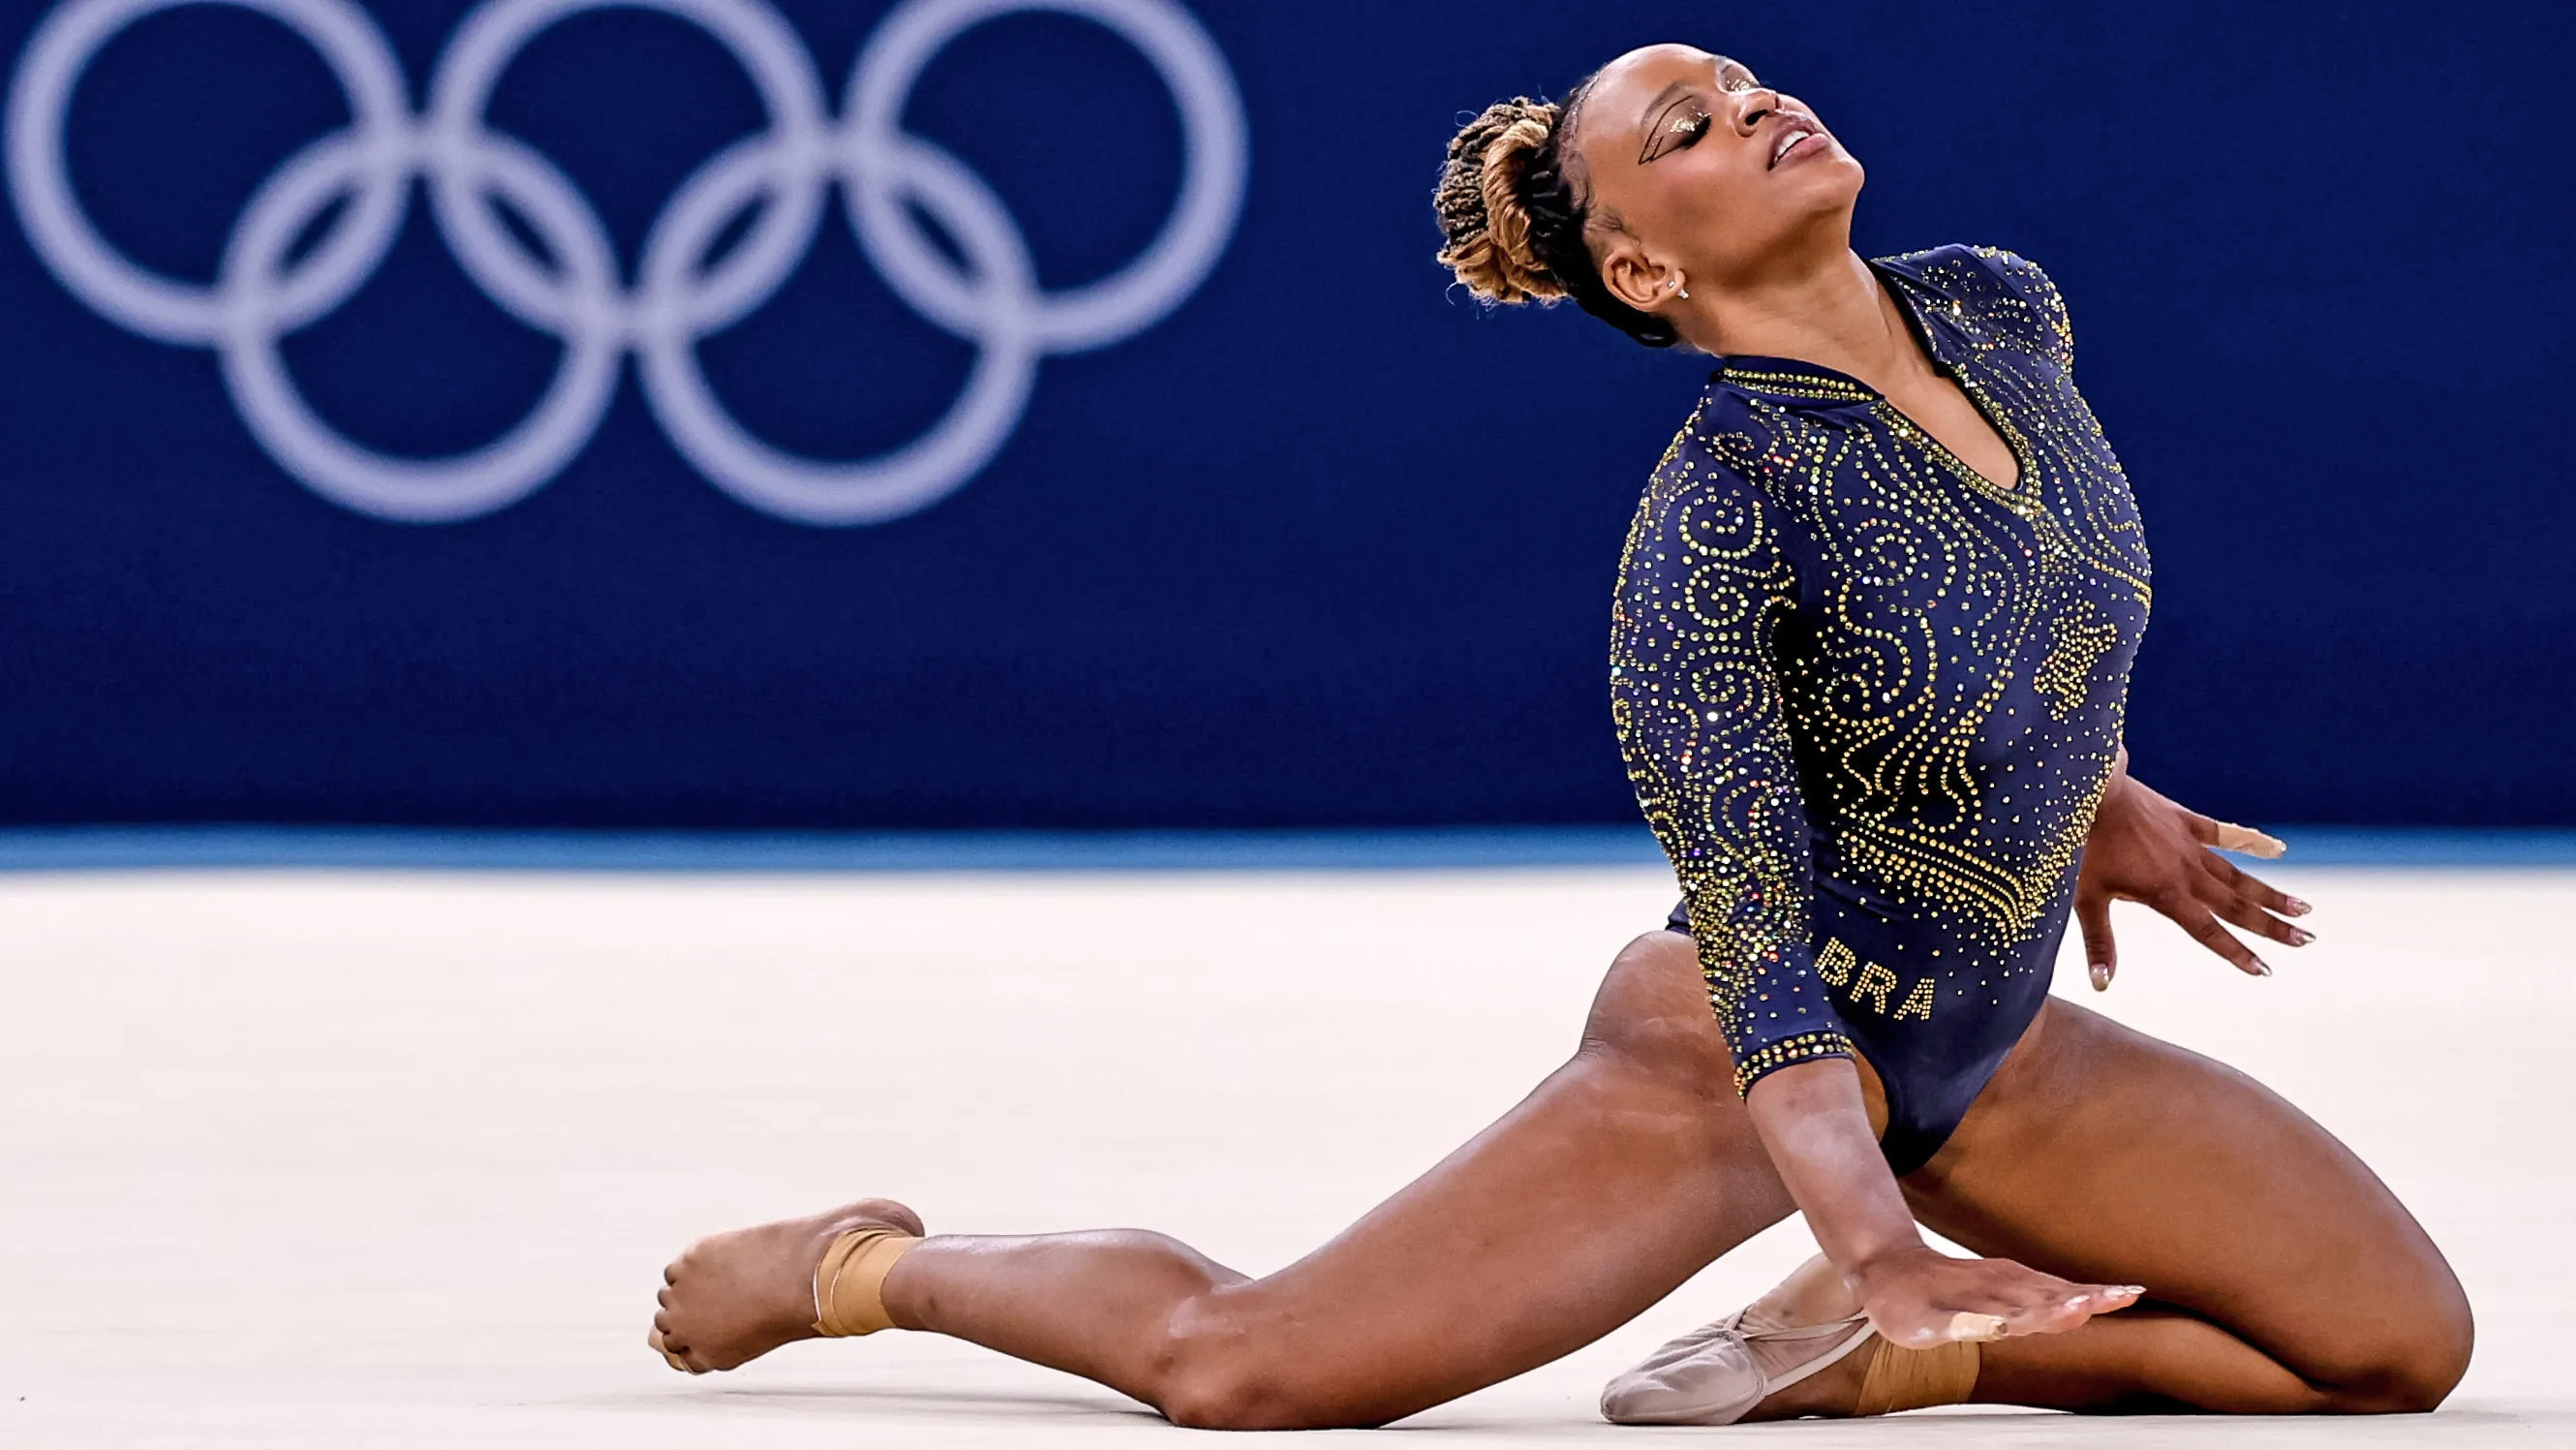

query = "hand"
2075;762;2313;989
1744;1062;2139;1350
1846;1243;2142;1347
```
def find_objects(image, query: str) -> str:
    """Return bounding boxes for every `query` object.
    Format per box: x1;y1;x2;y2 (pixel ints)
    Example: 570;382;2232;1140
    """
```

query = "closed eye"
1642;106;1713;164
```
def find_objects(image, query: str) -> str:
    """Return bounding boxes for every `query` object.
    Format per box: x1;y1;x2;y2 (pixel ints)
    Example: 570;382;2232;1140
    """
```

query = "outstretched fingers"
2202;848;2311;918
2153;845;2321;977
2202;880;2312;950
1959;1272;2142;1342
1864;1251;2144;1348
2161;888;2272;977
2160;851;2315;978
2199;853;2314;949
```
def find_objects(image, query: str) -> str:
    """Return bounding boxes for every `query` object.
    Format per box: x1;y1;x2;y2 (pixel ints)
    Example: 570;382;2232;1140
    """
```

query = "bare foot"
651;1197;926;1373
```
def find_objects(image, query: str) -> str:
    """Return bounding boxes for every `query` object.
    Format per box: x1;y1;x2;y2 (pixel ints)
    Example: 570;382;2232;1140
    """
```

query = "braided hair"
1433;77;1680;349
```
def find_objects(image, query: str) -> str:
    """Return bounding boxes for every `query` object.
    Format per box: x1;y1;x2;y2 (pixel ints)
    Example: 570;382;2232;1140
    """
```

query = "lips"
1767;119;1825;170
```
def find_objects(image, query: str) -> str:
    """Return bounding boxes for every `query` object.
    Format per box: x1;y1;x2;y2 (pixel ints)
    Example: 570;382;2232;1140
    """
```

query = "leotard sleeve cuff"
1732;1031;1857;1097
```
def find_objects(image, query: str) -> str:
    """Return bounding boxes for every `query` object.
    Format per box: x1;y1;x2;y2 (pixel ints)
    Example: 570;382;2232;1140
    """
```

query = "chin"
1810;147;1865;194
1794;156;1865;221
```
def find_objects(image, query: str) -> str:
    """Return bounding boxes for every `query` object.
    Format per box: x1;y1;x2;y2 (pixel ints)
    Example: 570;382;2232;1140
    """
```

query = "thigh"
1908;996;2472;1401
1179;932;1801;1424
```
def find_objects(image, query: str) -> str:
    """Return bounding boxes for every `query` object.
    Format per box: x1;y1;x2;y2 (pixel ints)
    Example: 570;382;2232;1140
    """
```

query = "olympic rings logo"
4;0;1248;525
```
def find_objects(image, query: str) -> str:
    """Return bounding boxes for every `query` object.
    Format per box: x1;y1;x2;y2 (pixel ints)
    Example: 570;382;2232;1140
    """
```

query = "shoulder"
1875;243;2075;368
1622;392;1789;579
1641;389;1777;520
1872;242;2065;314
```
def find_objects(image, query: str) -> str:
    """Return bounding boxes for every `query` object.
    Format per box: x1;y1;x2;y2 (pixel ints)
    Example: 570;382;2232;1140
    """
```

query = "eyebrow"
1633;57;1755;161
1637;80;1692;143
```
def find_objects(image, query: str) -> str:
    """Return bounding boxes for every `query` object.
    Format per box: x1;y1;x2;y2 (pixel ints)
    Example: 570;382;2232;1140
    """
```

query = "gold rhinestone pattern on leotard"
1610;247;2154;1095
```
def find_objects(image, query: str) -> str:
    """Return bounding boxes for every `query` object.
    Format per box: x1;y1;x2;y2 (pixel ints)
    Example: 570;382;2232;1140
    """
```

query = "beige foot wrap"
813;1227;921;1338
1854;1336;1981;1417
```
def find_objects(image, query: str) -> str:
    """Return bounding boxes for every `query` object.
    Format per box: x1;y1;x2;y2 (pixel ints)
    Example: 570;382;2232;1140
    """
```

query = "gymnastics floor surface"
3;858;2568;1445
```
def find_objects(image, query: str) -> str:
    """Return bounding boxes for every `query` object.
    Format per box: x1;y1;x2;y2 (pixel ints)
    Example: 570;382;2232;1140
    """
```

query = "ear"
1598;242;1681;317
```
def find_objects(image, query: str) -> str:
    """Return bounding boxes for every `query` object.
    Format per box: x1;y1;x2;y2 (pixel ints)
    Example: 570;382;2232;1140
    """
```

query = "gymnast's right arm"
1610;437;2137;1346
1608;433;1852;1095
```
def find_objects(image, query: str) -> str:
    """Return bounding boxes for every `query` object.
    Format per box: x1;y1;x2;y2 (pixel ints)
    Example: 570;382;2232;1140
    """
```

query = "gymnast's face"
1570;46;1864;317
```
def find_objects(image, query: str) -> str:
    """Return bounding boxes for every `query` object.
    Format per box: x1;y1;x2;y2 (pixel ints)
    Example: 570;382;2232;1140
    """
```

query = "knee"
1576;931;1733;1098
1153;1297;1338;1431
1157;1357;1288;1431
2326;1296;2474;1414
2301;1267;2474;1414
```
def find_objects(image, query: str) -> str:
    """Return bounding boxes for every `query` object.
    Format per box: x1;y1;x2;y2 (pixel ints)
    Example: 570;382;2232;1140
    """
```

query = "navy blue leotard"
1611;245;2154;1173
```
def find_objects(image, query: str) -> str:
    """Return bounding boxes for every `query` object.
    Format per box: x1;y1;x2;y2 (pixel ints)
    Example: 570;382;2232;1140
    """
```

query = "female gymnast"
647;42;2471;1427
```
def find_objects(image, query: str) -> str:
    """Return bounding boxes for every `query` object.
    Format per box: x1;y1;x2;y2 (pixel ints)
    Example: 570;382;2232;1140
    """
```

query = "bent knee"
2278;1263;2474;1414
1154;1299;1354;1431
1158;1362;1300;1431
1577;931;1733;1096
2318;1303;2473;1413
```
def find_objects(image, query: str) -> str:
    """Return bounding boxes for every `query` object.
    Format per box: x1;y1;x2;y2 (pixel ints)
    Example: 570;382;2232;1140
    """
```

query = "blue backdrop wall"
2;0;2568;829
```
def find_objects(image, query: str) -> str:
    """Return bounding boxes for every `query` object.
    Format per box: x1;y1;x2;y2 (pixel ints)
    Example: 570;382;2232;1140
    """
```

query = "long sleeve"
1610;423;1855;1095
1969;246;2073;370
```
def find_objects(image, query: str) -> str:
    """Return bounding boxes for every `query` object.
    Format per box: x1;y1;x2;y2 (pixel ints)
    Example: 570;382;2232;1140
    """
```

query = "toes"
657;1286;671;1310
647;1326;695;1374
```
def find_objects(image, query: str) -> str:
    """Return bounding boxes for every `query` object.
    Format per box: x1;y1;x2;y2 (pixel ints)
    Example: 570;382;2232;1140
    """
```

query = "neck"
1680;247;1930;389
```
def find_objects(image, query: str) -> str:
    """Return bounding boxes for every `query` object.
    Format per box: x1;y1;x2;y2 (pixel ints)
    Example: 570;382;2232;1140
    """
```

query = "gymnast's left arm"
2072;745;2316;990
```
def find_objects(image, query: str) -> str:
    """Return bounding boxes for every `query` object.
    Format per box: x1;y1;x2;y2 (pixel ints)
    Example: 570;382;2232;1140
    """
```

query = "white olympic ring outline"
4;0;1247;525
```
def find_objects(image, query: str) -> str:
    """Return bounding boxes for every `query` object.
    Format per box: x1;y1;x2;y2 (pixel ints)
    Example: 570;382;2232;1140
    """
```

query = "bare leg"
656;932;1807;1428
1731;994;2473;1419
1912;996;2473;1413
883;929;1805;1428
660;940;2469;1425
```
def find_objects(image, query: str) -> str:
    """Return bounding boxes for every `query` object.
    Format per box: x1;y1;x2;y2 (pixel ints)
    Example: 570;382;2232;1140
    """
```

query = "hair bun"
1435;98;1567;304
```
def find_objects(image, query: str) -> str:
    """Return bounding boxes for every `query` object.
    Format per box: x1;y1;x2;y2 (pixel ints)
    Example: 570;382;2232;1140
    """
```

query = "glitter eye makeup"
1641;102;1713;163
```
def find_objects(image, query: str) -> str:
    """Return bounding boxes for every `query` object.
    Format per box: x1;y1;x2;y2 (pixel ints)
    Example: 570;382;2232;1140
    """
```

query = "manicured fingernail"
2254;959;2274;977
2290;928;2315;946
2287;898;2314;916
2089;963;2110;992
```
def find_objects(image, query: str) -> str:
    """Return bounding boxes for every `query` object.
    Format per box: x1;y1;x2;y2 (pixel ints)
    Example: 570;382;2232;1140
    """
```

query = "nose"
1729;85;1781;135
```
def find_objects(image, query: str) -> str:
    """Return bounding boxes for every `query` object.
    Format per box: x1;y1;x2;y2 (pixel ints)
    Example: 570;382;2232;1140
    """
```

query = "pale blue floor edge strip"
0;826;2571;872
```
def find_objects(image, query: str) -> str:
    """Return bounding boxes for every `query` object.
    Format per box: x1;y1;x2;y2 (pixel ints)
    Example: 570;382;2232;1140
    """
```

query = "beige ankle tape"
813;1227;921;1338
1855;1336;1980;1416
